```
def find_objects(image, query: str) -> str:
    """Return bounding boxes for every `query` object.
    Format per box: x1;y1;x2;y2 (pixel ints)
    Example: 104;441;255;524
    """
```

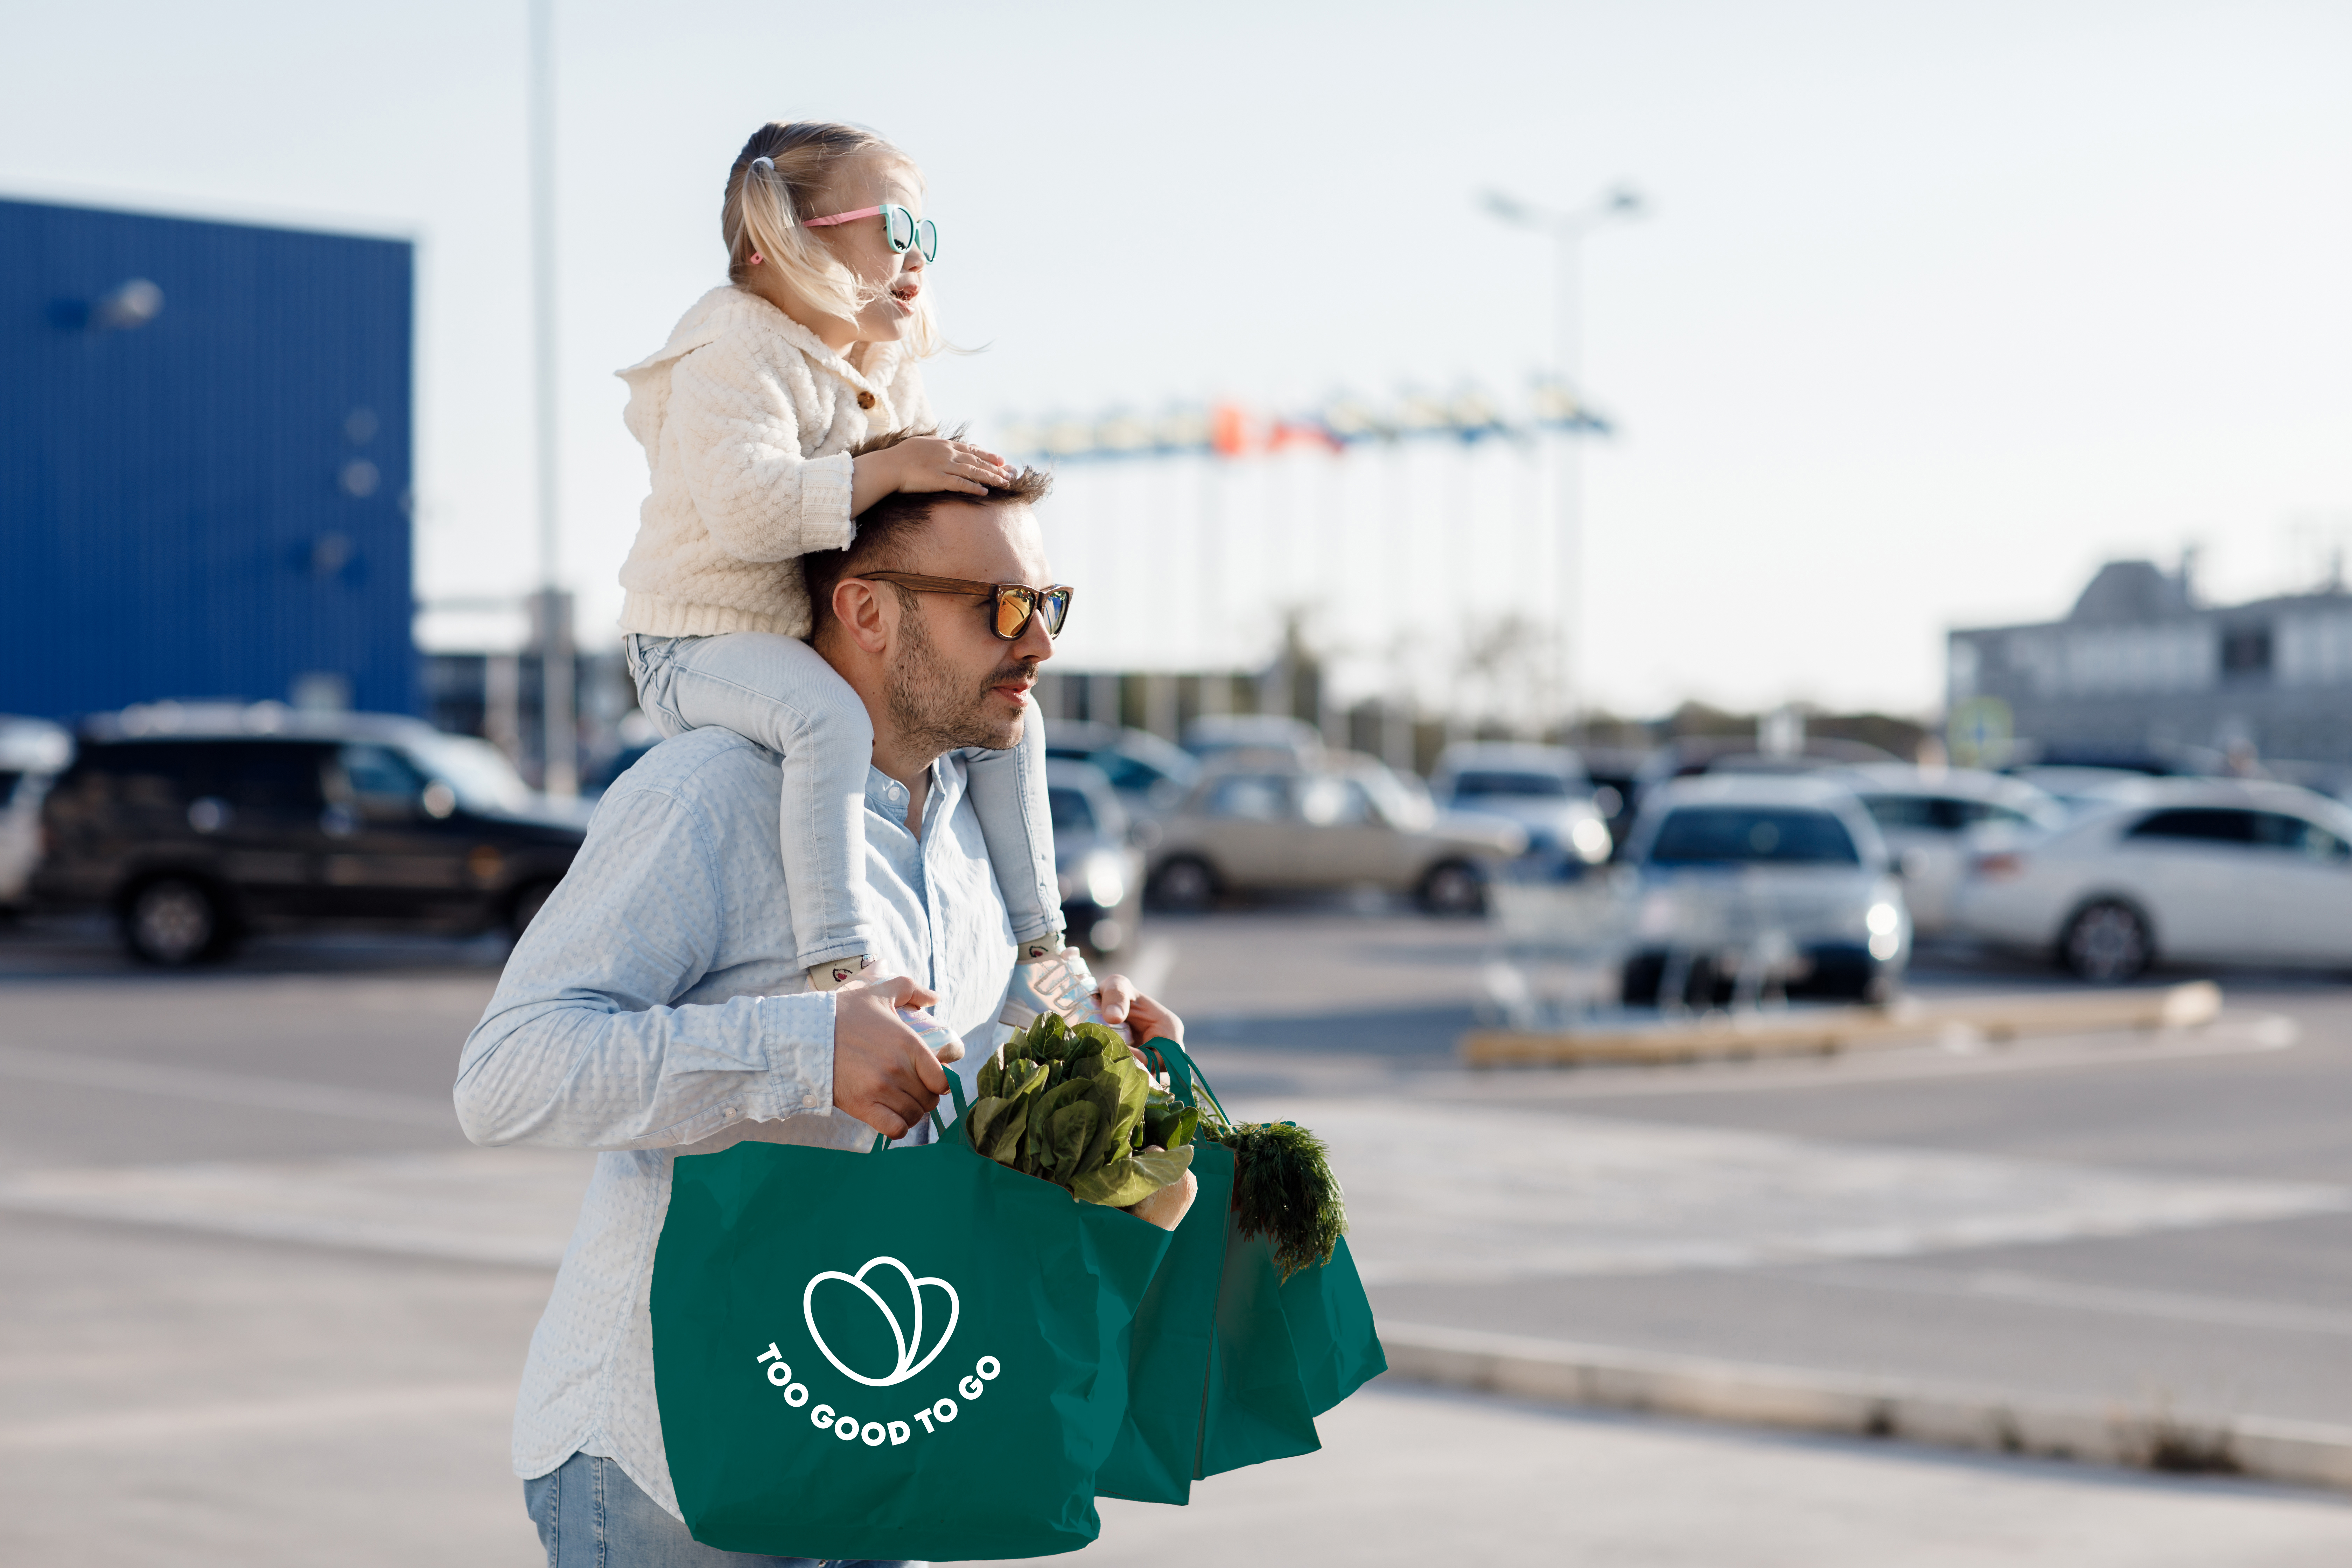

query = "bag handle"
866;1070;972;1155
1141;1035;1231;1130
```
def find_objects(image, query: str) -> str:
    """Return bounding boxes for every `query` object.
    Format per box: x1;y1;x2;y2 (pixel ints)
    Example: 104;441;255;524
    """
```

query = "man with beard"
454;438;1185;1563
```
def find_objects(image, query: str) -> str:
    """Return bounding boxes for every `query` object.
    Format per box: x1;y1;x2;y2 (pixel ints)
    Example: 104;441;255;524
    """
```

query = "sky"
5;0;2348;719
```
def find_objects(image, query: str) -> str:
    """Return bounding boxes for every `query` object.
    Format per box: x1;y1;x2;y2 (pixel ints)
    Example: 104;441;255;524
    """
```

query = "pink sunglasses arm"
802;205;883;228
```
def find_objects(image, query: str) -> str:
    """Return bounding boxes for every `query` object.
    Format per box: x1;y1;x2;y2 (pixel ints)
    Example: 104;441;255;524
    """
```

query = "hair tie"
751;155;775;178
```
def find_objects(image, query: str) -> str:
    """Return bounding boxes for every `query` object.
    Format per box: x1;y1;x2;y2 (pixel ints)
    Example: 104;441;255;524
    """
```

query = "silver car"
1430;741;1614;866
1617;773;1910;1004
1147;756;1522;915
1044;758;1145;957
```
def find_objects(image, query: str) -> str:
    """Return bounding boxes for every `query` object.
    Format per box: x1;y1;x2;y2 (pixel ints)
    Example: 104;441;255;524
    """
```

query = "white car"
0;717;72;909
1430;741;1614;867
1951;778;2352;981
1828;764;2065;935
1616;773;1910;1004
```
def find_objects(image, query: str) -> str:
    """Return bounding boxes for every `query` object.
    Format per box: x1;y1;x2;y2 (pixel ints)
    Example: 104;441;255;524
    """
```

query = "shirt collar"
863;754;964;836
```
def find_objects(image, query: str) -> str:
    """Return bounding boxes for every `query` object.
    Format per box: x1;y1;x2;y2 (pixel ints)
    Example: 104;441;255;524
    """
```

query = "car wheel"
509;879;559;940
2061;899;2152;983
1417;859;1486;917
121;876;229;966
1147;856;1218;914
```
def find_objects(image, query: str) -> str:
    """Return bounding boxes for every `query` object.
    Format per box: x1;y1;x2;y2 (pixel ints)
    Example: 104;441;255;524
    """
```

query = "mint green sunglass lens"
883;206;938;263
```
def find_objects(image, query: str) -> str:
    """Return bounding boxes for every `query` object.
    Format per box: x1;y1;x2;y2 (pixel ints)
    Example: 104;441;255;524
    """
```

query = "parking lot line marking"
0;1045;455;1128
0;1382;515;1449
1786;1263;2352;1338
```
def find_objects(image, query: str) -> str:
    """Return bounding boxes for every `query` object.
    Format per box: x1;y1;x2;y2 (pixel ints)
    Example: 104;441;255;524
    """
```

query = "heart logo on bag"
802;1256;960;1388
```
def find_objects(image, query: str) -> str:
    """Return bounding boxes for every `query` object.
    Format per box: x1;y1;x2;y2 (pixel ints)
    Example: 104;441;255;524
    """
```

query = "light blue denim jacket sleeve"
454;735;835;1152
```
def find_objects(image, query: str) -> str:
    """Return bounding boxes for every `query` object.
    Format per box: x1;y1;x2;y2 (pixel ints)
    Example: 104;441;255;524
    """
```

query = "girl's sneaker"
998;934;1123;1038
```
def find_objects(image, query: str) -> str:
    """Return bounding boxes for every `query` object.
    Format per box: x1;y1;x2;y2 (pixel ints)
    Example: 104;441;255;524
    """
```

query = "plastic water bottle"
898;1006;965;1061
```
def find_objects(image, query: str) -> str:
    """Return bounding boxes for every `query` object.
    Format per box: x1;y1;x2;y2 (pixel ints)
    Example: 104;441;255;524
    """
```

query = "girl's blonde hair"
723;121;939;356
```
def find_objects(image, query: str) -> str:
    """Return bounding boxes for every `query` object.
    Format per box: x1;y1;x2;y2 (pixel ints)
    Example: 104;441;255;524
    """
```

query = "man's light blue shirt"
455;727;1013;1518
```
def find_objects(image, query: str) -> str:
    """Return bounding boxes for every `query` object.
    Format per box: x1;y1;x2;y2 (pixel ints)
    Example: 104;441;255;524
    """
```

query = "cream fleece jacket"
614;285;931;639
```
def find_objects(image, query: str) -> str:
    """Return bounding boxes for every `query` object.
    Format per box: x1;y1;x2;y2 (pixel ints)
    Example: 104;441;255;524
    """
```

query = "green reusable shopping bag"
651;1080;1174;1561
1094;1038;1386;1502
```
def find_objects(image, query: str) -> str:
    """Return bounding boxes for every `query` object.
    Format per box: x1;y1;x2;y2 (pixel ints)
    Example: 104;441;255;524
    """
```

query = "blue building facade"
0;197;415;720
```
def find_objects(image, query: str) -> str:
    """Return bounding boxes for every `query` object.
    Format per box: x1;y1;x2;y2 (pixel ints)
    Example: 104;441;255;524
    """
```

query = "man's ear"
831;577;892;656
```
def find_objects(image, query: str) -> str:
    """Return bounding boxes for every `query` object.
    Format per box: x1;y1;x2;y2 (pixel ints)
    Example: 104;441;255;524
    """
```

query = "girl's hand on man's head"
888;436;1012;497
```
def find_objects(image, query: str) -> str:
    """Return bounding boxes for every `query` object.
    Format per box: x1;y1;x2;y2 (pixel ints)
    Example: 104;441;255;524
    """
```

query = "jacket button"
856;391;876;410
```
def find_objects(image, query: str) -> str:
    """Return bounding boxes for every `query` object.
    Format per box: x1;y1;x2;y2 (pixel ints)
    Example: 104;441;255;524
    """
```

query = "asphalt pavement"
3;904;2351;1564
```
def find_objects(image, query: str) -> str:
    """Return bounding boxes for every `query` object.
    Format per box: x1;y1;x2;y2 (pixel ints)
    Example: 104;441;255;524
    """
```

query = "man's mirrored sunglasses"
854;572;1074;640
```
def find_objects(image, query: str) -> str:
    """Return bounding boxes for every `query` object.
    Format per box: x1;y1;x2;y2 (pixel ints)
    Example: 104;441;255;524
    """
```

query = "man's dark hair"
804;427;1054;638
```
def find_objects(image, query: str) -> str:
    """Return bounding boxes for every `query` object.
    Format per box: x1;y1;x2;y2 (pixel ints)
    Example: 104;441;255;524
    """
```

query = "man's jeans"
525;1451;919;1568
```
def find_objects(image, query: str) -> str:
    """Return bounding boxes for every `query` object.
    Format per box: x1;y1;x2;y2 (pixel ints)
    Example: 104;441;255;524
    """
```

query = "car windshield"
1048;786;1096;834
1451;770;1571;799
1357;766;1433;829
405;733;533;813
1649;806;1861;866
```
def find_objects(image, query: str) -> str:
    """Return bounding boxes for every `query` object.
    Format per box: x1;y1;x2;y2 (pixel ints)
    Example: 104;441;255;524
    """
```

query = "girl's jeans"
525;1450;917;1567
624;631;1061;969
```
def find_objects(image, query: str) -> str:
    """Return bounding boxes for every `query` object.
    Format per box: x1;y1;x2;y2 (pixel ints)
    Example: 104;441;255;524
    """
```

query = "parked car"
1576;744;1651;845
1950;778;2352;982
2002;765;2169;814
1180;714;1325;769
35;707;586;965
1043;719;1200;820
1044;758;1144;957
0;716;73;912
1430;741;1614;867
1615;773;1910;1005
1828;764;2065;935
1146;757;1522;915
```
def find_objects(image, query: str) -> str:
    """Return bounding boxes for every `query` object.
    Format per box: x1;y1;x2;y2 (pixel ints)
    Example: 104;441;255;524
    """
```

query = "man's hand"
832;974;951;1139
1094;973;1183;1048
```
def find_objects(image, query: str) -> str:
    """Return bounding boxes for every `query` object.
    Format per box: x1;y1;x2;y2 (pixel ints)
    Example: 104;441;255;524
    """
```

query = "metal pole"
1554;225;1584;741
529;0;577;797
1481;185;1642;746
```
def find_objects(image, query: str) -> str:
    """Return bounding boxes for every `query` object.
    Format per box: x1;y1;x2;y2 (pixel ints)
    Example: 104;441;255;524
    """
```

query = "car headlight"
1865;900;1903;960
1064;851;1126;909
1570;817;1612;863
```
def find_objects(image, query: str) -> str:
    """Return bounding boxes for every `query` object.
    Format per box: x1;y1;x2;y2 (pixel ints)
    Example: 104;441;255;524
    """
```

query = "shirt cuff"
800;453;856;551
752;992;835;1117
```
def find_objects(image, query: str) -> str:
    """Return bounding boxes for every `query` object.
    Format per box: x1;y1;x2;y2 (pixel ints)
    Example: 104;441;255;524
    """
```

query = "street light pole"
528;0;576;798
1482;184;1644;741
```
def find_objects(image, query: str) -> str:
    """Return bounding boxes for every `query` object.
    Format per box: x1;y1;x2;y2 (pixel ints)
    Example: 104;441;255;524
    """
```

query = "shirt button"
803;1094;820;1108
856;391;876;410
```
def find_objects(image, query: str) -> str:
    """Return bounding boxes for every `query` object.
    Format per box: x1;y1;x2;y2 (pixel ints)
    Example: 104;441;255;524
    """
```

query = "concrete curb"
1459;981;2224;1066
1377;1322;2352;1493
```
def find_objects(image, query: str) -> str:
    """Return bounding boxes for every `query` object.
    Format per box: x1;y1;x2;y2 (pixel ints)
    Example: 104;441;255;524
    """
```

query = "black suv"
36;709;587;964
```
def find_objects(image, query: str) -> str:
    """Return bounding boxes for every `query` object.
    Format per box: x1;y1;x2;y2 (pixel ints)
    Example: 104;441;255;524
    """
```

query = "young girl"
614;120;1093;1021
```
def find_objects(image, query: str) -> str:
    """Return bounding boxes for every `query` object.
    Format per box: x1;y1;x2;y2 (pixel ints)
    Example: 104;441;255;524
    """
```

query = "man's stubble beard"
884;598;1038;757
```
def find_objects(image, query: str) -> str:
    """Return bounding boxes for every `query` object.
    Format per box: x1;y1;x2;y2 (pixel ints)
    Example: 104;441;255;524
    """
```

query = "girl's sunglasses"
856;572;1072;640
803;203;939;263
